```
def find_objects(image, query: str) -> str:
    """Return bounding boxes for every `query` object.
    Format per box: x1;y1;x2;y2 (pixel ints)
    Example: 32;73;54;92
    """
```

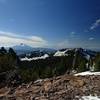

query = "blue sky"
0;0;100;49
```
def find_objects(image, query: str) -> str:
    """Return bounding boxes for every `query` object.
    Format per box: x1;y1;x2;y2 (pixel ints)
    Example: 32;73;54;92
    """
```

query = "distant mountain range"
11;43;56;55
54;48;96;59
18;46;97;62
2;43;98;57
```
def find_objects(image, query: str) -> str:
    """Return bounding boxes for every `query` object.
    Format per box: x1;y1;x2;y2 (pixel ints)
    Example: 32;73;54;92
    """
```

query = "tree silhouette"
0;47;7;54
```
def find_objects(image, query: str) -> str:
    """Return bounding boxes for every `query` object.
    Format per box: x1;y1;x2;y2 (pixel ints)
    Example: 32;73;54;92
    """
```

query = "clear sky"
0;0;100;50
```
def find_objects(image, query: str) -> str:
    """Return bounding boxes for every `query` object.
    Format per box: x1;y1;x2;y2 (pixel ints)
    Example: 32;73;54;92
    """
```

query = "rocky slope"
0;74;100;100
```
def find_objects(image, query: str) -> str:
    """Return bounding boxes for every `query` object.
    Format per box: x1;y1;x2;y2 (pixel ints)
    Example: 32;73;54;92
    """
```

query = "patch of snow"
86;63;89;69
34;79;43;84
80;96;100;100
20;54;49;61
71;70;77;74
85;54;90;60
75;48;78;52
75;71;100;76
90;66;95;72
84;49;87;51
81;51;90;60
54;49;68;57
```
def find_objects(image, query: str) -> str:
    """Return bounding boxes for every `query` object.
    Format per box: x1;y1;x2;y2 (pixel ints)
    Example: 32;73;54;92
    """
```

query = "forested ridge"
0;47;100;84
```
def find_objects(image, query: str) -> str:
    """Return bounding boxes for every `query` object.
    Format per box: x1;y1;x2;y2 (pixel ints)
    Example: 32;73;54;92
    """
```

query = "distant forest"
0;47;100;83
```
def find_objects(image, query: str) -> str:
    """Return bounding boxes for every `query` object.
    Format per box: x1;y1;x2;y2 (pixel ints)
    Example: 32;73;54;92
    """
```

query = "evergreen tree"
0;47;7;54
78;60;87;72
94;53;100;71
8;48;17;59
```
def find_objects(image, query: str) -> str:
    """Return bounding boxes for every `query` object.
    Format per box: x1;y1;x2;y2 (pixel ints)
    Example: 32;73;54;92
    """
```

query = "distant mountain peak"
20;43;25;46
19;43;32;47
12;44;33;51
11;44;56;55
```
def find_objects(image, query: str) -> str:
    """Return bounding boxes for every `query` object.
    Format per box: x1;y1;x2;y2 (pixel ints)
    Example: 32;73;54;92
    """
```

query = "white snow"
34;79;43;84
75;71;100;76
75;48;78;52
54;49;68;57
85;54;90;60
86;63;89;69
84;54;90;61
20;54;49;61
80;96;100;100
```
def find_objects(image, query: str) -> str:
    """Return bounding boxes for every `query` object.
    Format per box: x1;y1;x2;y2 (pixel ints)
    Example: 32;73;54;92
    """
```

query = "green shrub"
78;60;87;72
94;53;100;71
19;67;39;82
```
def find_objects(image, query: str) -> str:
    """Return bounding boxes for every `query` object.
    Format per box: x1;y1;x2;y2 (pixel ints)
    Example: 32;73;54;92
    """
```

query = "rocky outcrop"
0;70;21;88
0;75;100;100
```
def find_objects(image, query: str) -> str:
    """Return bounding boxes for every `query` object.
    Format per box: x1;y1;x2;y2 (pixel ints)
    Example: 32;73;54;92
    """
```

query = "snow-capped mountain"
11;43;56;55
13;43;33;51
54;49;69;56
54;48;96;59
77;48;96;60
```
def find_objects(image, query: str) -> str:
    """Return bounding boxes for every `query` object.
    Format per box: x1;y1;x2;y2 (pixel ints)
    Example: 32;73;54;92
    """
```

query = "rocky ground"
0;74;100;100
